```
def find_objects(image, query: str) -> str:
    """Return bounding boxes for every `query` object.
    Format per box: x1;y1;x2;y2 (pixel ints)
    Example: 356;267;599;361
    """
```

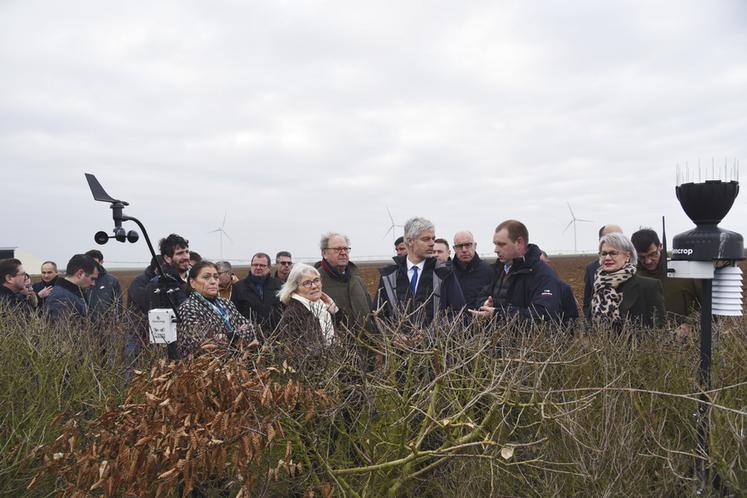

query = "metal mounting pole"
696;278;712;493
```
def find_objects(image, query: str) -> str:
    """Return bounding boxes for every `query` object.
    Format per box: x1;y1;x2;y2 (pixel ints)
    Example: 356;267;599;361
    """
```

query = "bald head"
453;230;477;264
599;224;623;239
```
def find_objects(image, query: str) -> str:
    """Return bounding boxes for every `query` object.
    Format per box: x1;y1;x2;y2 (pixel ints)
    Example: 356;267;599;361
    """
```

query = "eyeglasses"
277;261;292;266
599;250;622;258
637;248;661;262
299;277;321;288
454;243;474;250
325;246;351;254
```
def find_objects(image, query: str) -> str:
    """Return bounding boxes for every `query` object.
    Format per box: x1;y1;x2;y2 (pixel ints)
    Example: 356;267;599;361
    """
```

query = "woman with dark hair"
591;233;665;329
176;261;254;359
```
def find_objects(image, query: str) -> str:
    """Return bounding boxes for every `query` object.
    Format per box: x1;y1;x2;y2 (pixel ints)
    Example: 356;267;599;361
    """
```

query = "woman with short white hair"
591;233;665;329
275;263;339;369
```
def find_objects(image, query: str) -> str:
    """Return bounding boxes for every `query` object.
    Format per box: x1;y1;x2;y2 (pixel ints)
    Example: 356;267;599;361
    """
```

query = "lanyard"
195;293;234;333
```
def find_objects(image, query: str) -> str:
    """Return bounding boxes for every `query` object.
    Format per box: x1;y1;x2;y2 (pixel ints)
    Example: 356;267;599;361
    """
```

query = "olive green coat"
315;260;372;331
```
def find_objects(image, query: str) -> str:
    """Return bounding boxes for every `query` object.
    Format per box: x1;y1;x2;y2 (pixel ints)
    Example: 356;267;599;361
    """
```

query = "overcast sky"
2;0;746;269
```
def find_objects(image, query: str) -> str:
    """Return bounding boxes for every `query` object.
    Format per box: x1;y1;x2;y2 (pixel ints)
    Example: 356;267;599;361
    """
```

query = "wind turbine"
208;210;233;259
383;206;404;243
562;202;593;253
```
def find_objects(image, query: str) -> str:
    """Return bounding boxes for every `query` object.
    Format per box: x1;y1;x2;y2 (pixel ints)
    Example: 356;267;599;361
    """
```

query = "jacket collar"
500;244;543;275
455;253;482;272
58;277;84;296
392;255;436;272
317;258;353;282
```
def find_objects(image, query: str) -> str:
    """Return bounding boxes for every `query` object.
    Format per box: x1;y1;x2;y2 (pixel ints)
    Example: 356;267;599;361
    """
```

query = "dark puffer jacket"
485;244;567;323
373;256;465;325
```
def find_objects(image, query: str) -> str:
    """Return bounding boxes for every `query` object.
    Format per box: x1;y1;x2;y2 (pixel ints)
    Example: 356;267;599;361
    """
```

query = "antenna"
208;210;233;259
561;202;593;253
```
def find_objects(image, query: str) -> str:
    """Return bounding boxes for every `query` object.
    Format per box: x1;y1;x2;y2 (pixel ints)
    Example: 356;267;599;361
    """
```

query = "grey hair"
599;233;638;266
277;263;321;304
320;232;350;251
404;217;435;244
215;260;232;272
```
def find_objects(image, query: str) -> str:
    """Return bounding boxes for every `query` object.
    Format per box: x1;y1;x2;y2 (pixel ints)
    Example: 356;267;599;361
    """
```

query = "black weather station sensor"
669;178;744;315
671;180;743;264
666;165;743;493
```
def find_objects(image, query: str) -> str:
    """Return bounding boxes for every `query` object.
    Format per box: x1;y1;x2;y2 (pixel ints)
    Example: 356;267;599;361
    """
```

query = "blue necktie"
410;266;419;295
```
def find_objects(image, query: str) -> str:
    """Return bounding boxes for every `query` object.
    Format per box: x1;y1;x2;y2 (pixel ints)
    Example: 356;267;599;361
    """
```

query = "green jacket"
637;263;702;324
315;260;372;331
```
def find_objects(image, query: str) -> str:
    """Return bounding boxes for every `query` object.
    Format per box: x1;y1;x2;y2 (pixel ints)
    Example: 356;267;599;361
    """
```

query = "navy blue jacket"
485;244;568;323
452;254;494;310
46;278;88;320
373;256;465;325
86;266;123;319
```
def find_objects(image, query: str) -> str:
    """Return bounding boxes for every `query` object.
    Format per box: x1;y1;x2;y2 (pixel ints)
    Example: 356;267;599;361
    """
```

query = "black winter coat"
614;273;666;329
273;299;331;373
0;285;30;313
32;277;57;307
485;244;566;323
127;265;157;315
231;275;283;332
452;254;494;310
145;265;188;312
583;259;599;322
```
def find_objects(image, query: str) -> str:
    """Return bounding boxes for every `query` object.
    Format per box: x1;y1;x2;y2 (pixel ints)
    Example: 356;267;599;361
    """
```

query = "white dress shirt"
406;259;425;294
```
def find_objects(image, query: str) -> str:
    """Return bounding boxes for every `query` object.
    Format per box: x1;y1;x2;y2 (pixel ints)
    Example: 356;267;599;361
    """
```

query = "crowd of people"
0;217;702;366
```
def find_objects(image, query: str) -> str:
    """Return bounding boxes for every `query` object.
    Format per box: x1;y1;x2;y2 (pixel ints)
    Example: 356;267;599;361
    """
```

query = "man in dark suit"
232;252;283;333
374;217;465;326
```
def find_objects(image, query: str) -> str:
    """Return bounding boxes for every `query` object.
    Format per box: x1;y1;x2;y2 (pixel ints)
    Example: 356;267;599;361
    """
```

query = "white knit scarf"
291;293;335;344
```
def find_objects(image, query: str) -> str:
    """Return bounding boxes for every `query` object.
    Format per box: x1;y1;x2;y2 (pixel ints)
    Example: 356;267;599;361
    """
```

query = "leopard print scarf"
591;263;636;324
